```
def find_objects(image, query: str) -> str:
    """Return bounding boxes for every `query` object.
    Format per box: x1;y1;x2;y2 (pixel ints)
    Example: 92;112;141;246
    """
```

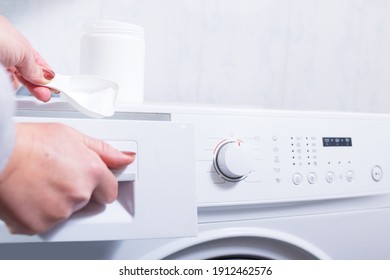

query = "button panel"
290;170;358;185
287;134;360;187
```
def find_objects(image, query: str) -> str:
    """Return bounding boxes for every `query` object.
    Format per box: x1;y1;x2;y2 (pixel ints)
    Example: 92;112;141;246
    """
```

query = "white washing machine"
0;99;390;259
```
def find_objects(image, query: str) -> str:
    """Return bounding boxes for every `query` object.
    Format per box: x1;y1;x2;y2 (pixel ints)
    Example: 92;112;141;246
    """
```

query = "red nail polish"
123;151;136;157
42;68;55;80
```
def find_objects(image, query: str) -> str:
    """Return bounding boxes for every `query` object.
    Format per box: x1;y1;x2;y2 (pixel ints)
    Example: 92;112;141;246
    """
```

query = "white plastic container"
80;21;145;104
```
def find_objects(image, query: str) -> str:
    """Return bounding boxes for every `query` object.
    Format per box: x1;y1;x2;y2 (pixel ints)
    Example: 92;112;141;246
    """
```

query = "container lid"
84;20;144;40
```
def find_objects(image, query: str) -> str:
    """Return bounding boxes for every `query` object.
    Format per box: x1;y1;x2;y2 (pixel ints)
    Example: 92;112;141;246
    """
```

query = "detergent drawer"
0;117;197;242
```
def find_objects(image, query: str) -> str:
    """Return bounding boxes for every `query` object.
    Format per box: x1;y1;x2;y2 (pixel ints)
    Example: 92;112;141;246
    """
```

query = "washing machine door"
140;228;330;260
0;116;197;243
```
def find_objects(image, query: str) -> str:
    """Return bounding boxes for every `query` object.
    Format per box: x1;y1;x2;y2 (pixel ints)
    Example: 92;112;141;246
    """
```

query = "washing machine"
0;98;390;259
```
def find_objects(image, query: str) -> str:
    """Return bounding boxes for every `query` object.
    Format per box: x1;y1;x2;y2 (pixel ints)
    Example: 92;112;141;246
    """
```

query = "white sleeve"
0;66;15;174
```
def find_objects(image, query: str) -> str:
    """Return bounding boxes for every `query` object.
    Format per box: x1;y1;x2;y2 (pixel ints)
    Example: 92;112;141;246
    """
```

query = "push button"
346;170;355;182
307;172;317;184
292;173;303;185
326;171;335;183
371;166;383;182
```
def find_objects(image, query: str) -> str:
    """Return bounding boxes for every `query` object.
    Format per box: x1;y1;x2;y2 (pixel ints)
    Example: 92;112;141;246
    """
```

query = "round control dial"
214;140;253;181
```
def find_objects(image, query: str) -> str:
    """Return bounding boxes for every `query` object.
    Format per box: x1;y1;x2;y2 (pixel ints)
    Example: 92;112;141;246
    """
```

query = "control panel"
9;100;390;243
174;111;390;207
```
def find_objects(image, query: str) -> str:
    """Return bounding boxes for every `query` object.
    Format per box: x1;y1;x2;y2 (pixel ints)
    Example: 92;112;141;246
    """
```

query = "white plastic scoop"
43;74;118;118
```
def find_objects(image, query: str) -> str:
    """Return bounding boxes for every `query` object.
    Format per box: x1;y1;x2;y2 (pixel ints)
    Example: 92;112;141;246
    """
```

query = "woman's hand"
0;15;54;101
0;123;136;235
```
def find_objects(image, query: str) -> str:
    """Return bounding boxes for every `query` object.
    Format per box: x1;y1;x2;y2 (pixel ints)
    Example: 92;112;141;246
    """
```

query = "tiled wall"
2;0;390;113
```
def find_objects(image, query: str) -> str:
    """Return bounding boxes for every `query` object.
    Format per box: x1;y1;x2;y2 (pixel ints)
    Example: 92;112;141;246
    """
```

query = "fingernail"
122;151;136;160
123;151;136;157
42;68;55;80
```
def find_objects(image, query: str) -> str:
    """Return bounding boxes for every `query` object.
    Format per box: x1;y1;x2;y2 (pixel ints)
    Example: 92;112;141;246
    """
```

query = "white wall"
2;0;390;113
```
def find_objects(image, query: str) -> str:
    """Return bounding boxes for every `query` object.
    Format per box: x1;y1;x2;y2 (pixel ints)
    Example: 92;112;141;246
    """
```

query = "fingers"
0;16;55;101
14;49;55;101
83;136;136;169
91;169;119;204
14;48;51;85
81;134;136;204
8;49;55;101
33;49;53;73
24;84;53;102
15;51;46;84
15;73;52;101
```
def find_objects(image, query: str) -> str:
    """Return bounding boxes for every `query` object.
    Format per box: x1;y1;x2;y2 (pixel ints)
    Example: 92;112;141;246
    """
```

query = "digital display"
322;137;352;147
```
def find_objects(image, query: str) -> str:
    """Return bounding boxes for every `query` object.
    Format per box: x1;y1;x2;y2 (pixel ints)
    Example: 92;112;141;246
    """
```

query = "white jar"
80;21;145;104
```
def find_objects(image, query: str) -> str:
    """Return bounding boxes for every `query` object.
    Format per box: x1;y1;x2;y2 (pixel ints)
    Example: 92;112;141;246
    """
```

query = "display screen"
322;137;352;147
